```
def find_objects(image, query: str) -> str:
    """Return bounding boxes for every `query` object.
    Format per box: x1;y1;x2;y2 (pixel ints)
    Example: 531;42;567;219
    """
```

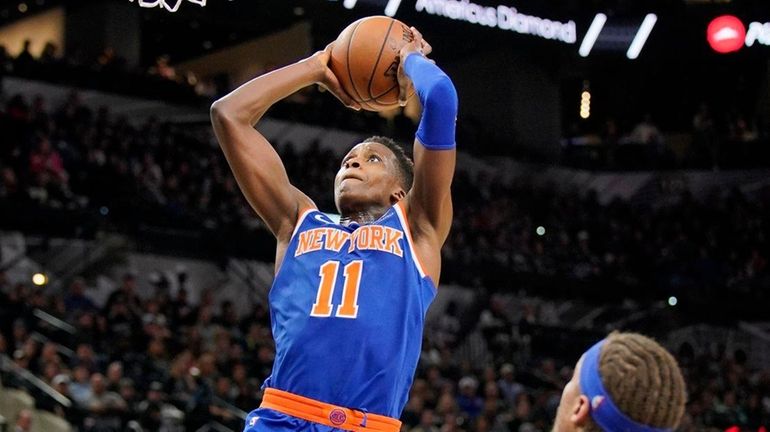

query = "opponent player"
552;332;687;432
210;26;457;431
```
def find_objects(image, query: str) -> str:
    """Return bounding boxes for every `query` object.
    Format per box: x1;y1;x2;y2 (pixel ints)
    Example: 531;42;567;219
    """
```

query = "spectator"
0;44;13;73
72;343;99;371
411;409;439;432
64;278;98;318
105;361;123;393
136;381;165;430
86;373;127;432
457;376;483;420
498;363;524;404
29;136;67;182
628;113;663;146
148;55;176;80
69;365;94;406
14;408;33;432
104;273;142;316
14;39;35;73
39;42;59;65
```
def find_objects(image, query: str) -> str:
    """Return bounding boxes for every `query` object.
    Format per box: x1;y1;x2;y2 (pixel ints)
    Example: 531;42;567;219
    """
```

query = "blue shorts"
242;408;345;432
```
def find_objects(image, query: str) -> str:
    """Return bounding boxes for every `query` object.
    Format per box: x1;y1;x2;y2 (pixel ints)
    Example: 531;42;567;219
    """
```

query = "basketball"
329;16;416;112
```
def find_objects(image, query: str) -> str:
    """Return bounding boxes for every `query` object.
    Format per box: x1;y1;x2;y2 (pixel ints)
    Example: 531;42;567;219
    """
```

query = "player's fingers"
333;89;361;111
397;63;409;107
410;27;424;47
325;70;361;110
421;39;432;56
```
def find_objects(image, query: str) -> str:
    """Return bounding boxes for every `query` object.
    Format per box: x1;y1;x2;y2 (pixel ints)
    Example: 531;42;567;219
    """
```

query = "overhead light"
32;273;48;286
627;14;658;59
579;13;607;57
580;85;591;119
18;2;28;13
384;0;402;16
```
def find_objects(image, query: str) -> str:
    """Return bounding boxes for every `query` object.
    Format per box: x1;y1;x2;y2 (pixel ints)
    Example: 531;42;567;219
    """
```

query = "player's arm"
210;46;359;240
398;28;458;248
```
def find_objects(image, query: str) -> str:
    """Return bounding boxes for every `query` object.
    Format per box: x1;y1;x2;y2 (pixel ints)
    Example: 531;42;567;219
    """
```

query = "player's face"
551;355;589;432
334;142;404;213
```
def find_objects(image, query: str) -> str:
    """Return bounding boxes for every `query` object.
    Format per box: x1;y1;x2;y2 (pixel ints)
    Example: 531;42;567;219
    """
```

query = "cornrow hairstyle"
584;332;687;432
362;136;414;192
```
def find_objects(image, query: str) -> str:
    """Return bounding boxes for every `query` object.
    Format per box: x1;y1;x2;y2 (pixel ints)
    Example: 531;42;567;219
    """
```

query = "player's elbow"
210;99;247;131
211;95;266;127
210;99;232;123
210;100;242;148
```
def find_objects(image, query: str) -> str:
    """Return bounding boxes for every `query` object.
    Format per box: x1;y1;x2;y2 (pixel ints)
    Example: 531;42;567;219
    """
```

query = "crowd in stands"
561;106;769;171
5;40;769;171
1;42;770;432
1;266;769;432
1;91;768;315
1;40;216;105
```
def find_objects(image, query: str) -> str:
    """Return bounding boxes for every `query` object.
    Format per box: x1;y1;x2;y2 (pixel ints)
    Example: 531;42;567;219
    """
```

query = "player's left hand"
397;26;433;107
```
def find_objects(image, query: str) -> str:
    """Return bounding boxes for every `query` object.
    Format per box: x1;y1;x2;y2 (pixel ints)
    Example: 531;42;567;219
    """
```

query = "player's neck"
339;205;389;226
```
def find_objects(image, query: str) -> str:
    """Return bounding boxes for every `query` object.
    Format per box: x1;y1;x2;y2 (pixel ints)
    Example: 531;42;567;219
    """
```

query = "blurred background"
0;0;768;431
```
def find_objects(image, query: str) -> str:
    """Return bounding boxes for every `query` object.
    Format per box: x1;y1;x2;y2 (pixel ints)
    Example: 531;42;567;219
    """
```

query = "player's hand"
397;26;433;107
310;43;361;111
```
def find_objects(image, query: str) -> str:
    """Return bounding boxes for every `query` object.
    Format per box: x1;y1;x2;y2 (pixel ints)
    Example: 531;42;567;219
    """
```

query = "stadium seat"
31;410;73;432
0;389;34;425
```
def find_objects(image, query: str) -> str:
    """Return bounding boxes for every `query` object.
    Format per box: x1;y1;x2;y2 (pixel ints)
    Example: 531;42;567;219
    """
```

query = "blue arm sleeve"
403;53;458;150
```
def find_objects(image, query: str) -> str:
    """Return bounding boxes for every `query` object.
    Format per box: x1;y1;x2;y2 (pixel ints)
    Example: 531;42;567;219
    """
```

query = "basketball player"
552;332;687;432
210;25;457;432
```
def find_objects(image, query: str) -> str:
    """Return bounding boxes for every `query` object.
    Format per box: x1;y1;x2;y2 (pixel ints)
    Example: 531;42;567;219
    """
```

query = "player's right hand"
310;43;361;111
397;26;433;107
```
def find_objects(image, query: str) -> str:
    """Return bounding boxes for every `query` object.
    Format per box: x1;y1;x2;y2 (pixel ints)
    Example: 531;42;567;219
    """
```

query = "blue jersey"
263;202;436;418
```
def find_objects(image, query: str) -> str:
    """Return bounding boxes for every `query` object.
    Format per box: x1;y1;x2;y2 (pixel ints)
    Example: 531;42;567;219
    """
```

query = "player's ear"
571;395;591;429
390;188;406;204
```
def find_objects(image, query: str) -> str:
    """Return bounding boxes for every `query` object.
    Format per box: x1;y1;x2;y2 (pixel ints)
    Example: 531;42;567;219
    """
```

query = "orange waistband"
259;388;402;432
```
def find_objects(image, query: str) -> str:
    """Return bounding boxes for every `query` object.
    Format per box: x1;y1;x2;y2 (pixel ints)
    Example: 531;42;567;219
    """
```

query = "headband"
579;339;672;432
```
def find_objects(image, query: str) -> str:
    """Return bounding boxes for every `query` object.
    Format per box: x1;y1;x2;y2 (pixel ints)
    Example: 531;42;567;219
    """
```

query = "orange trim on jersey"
291;207;316;238
260;388;401;432
394;201;428;278
275;207;317;276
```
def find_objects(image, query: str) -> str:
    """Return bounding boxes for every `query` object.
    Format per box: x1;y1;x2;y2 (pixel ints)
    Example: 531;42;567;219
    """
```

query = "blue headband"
579;339;672;432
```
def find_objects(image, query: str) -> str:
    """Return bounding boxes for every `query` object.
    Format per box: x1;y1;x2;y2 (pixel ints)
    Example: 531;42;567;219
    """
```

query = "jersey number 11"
310;260;363;319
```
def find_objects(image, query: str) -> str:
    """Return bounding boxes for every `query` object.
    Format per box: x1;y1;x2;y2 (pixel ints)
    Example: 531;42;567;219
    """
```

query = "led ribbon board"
414;0;576;44
128;0;206;12
332;0;657;58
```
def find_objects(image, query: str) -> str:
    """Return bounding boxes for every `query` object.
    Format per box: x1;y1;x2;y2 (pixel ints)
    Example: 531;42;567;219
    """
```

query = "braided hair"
584;332;687;431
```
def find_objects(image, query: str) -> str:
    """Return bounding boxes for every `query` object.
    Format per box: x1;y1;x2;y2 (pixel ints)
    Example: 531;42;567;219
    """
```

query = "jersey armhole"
291;207;315;238
394;201;431;283
274;207;315;276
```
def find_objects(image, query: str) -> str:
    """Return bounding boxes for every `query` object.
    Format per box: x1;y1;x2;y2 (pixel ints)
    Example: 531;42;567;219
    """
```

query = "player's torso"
265;204;436;418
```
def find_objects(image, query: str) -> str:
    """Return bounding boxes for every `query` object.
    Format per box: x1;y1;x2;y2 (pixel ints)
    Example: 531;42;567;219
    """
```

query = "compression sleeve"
403;53;458;150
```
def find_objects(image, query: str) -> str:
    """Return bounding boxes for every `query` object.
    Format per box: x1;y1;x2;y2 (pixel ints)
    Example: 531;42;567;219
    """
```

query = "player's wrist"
299;53;327;84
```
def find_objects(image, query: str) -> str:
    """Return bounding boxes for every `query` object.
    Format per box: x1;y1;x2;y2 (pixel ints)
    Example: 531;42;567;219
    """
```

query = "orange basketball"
329;16;416;112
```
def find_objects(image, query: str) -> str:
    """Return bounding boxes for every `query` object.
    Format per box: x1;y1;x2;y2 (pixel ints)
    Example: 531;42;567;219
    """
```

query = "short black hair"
362;136;414;191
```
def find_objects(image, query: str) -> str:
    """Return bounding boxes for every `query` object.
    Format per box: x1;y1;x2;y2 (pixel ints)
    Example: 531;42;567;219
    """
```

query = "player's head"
334;136;413;214
552;332;686;432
